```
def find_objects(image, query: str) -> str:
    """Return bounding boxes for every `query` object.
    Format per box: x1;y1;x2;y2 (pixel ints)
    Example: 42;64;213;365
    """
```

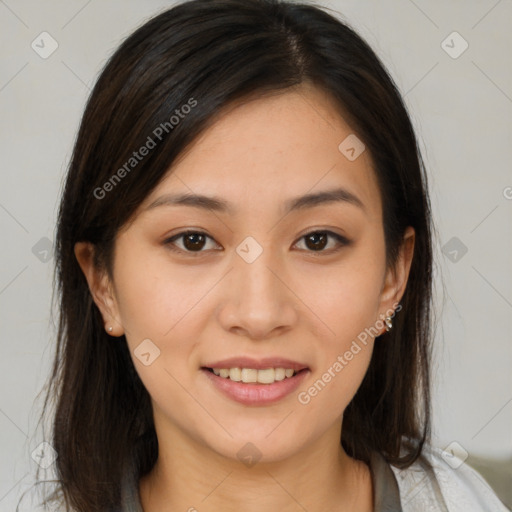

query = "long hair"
25;0;434;509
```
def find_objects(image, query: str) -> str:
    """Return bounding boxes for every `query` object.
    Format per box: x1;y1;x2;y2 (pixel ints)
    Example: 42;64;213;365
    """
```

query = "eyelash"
163;230;351;257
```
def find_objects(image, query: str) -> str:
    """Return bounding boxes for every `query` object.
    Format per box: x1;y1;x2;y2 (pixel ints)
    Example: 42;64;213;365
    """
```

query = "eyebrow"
145;187;366;215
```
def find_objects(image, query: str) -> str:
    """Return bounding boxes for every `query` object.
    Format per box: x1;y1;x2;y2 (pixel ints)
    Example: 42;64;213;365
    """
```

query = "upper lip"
202;357;309;372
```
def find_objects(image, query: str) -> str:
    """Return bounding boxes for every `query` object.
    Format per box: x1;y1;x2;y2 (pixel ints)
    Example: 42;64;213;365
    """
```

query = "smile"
201;367;310;406
209;367;298;384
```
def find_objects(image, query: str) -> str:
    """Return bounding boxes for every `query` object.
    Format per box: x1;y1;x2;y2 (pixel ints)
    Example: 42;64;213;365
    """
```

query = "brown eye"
164;229;350;256
295;230;350;253
164;231;219;254
182;233;206;251
304;232;328;251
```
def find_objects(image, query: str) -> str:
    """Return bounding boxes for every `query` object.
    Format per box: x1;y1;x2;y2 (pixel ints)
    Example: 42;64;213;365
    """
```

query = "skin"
75;82;414;512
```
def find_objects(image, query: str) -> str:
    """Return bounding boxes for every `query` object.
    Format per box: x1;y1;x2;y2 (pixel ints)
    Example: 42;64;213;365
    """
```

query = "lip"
202;357;309;372
201;367;310;406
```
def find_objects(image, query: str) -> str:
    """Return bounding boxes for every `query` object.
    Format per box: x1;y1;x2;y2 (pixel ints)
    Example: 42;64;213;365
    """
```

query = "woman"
23;0;510;510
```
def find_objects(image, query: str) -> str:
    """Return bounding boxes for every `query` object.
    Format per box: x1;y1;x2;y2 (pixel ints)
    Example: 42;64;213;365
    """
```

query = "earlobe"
74;242;124;336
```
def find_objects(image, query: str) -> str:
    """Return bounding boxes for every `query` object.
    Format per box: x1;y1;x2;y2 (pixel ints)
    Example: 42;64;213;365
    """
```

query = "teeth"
229;368;242;381
241;368;258;383
257;368;275;384
274;368;285;381
210;367;299;384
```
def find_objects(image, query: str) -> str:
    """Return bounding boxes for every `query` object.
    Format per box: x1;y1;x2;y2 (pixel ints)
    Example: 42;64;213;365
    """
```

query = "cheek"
312;346;373;406
112;244;214;340
113;251;203;411
297;241;385;405
111;245;222;398
305;250;385;343
296;282;377;422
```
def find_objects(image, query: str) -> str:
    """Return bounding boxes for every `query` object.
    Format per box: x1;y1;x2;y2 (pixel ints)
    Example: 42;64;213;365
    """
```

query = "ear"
74;241;124;337
377;226;415;330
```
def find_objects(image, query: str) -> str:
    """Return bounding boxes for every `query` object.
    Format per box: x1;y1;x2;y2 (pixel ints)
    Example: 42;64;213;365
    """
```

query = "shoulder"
389;443;511;512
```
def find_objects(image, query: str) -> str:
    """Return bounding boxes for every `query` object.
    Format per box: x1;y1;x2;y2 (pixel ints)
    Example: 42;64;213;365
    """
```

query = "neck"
139;418;373;512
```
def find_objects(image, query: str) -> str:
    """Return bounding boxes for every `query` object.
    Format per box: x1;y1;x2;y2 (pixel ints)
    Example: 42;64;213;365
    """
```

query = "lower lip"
201;368;310;406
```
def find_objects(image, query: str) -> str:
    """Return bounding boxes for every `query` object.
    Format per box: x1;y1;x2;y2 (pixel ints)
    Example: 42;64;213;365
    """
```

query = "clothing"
120;443;511;511
389;443;511;511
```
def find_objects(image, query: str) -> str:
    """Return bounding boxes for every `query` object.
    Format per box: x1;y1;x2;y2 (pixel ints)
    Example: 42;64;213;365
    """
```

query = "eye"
294;230;350;254
163;229;350;256
164;231;220;255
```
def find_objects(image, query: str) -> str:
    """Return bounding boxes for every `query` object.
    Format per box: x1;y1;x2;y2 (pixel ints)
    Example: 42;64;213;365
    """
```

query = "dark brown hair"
22;0;434;509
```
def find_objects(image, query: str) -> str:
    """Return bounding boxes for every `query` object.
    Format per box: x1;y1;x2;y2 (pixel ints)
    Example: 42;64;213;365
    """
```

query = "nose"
216;242;299;340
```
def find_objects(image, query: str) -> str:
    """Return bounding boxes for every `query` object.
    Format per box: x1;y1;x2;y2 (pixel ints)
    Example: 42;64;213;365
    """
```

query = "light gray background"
1;0;511;509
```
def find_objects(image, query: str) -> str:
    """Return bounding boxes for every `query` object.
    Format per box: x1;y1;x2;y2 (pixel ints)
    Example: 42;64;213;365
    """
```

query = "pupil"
184;233;205;251
306;233;327;251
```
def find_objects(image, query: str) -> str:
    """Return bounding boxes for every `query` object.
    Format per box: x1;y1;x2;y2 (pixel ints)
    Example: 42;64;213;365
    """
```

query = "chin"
202;428;312;466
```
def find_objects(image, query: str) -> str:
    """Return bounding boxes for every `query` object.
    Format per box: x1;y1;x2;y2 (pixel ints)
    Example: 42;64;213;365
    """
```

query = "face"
76;83;414;464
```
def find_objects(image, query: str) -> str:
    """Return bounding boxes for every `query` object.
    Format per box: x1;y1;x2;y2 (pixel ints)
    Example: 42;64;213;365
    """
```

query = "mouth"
200;361;310;406
202;366;307;384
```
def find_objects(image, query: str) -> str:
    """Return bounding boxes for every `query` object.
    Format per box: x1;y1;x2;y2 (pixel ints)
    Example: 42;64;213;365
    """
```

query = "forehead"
141;83;381;220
